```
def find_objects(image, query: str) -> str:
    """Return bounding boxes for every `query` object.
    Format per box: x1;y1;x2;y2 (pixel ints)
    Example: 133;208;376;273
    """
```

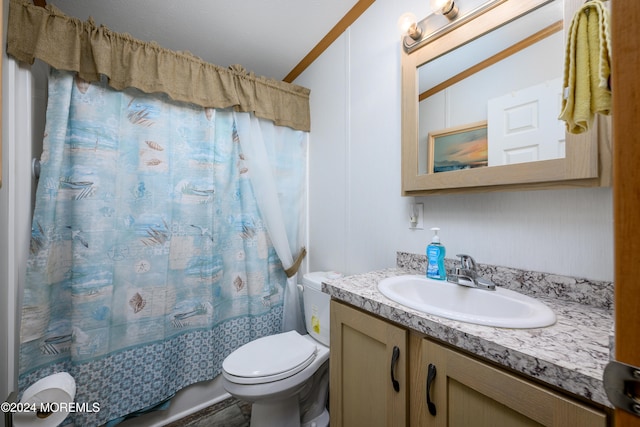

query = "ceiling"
46;0;362;82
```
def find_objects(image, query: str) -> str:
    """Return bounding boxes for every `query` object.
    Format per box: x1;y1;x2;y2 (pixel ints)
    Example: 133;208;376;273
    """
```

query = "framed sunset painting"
428;121;488;173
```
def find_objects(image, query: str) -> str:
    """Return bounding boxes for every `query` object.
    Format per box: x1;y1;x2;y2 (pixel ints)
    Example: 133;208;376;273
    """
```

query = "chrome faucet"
447;254;496;291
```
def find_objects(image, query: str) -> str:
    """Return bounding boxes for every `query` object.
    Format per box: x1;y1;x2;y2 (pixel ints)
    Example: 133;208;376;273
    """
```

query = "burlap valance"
6;0;311;132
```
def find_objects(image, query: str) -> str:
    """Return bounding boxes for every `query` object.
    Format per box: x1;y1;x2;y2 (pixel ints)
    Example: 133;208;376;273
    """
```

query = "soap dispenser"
426;227;446;280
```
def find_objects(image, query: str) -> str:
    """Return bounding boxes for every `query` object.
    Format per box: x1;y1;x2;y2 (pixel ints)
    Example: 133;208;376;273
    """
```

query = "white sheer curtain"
234;112;308;334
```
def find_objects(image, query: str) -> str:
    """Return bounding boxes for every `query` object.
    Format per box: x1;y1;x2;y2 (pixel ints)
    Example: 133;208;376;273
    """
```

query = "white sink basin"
378;275;556;328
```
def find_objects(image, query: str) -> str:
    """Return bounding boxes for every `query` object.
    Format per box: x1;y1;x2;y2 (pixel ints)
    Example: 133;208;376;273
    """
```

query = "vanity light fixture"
400;0;506;53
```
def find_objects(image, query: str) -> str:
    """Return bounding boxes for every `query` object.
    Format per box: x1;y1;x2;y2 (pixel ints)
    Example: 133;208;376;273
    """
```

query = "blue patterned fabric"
19;69;294;425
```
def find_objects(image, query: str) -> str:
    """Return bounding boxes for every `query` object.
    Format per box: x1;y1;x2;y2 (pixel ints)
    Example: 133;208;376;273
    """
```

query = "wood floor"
165;397;251;427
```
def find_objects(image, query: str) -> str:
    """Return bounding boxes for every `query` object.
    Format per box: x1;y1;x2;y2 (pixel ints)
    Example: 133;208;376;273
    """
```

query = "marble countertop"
322;268;614;408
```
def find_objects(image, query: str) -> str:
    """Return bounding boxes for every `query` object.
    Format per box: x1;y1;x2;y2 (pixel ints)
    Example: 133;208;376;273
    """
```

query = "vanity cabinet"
409;333;608;427
329;300;408;427
329;299;608;427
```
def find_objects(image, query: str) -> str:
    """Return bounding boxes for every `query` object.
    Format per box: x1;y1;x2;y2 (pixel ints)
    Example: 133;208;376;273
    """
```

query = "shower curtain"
19;68;307;426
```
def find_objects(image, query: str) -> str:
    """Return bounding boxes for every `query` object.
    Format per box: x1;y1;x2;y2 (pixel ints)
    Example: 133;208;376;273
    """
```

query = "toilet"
221;271;338;427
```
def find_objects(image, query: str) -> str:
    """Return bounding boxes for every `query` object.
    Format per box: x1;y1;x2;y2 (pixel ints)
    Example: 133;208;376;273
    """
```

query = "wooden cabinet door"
410;334;607;427
330;300;408;427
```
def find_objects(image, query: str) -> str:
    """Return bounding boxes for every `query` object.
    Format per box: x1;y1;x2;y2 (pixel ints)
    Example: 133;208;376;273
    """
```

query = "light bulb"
397;12;422;40
429;0;459;20
397;12;417;34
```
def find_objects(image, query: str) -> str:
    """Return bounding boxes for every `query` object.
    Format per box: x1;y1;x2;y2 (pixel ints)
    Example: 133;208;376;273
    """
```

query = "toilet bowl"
221;271;338;427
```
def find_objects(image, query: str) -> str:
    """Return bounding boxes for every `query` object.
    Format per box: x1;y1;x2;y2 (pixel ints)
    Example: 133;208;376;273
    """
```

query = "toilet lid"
223;331;317;384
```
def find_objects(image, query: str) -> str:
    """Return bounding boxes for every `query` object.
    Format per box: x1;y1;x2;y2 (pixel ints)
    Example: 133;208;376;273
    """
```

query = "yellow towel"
558;0;612;134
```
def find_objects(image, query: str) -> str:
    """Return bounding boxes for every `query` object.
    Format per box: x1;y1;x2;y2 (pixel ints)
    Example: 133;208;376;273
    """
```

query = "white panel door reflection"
487;78;565;166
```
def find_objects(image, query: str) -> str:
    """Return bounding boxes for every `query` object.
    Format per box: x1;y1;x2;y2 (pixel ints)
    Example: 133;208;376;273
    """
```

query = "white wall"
295;0;613;282
0;54;47;426
1;4;11;416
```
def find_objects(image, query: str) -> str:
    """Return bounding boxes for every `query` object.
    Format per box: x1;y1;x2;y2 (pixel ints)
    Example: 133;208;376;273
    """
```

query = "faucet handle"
452;254;496;290
455;254;477;271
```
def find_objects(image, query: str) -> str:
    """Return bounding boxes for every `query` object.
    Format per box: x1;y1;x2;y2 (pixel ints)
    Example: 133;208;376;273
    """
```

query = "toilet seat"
223;331;318;385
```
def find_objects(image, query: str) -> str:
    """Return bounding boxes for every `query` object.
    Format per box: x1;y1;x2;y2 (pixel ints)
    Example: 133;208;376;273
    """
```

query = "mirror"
418;2;564;174
401;0;610;195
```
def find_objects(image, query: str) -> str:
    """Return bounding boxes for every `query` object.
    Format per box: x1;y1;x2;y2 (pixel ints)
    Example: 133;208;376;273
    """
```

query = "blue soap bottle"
426;227;446;280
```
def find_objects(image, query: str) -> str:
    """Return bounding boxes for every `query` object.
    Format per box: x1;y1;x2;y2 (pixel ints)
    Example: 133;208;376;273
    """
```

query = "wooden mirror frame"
400;0;611;195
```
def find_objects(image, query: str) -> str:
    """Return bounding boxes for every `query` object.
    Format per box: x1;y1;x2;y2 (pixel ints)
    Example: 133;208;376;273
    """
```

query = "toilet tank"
302;271;341;347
